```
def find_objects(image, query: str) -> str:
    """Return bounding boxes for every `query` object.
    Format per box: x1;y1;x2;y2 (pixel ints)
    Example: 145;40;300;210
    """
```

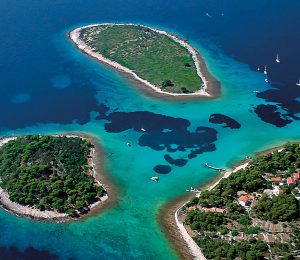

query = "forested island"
180;143;300;259
0;135;107;220
69;24;218;97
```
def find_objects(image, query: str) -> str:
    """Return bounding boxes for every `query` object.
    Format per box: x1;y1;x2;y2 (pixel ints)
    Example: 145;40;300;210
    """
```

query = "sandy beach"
0;134;114;222
69;23;220;100
159;161;249;260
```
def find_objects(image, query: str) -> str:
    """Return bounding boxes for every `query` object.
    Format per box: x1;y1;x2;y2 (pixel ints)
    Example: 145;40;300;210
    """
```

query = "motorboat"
151;176;159;182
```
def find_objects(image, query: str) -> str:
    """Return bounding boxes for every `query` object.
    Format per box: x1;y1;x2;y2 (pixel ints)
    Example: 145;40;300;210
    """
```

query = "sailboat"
276;54;280;63
265;78;269;83
296;78;300;87
263;65;267;75
257;66;260;71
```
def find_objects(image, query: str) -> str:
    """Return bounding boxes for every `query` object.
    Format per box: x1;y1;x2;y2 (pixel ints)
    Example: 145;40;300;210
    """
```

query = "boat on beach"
186;187;200;193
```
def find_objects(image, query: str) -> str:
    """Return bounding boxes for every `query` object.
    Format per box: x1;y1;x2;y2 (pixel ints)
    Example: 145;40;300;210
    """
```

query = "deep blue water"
1;0;300;131
0;0;300;259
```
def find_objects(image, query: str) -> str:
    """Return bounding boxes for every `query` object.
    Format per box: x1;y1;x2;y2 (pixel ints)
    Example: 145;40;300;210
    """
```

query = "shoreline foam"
69;23;220;100
0;134;110;222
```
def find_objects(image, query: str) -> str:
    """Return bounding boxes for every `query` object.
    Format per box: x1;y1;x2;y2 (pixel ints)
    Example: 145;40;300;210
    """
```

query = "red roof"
287;177;296;185
271;177;282;182
204;207;226;213
279;189;284;194
239;195;253;202
215;208;226;213
294;172;300;180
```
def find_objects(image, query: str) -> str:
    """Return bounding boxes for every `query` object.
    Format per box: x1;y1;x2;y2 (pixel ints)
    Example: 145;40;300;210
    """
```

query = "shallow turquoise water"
0;0;300;259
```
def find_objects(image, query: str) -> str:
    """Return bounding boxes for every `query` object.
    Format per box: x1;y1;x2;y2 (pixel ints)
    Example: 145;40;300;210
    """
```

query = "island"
175;143;300;259
0;134;108;221
69;23;219;98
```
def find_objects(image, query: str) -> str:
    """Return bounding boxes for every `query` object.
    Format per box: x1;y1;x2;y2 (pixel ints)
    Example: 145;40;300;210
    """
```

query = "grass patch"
80;25;203;94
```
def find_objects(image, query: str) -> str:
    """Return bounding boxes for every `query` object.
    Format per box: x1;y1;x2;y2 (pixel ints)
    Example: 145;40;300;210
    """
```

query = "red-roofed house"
287;177;296;187
270;177;283;183
294;172;300;180
204;207;226;214
238;195;254;207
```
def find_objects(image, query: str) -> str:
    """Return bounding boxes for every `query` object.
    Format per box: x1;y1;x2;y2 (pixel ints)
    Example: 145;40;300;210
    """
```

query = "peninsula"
69;23;219;98
171;143;300;259
0;134;108;221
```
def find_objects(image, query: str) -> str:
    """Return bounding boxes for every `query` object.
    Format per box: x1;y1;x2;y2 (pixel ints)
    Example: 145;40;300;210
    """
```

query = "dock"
204;162;226;172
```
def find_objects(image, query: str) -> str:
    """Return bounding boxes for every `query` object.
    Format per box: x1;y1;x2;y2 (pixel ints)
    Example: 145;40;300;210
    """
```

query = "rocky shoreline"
69;23;220;100
160;161;250;259
0;134;110;222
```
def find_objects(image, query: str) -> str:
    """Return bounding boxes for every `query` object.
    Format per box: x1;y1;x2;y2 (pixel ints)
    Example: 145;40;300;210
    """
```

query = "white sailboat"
263;65;267;75
257;66;260;71
265;78;269;83
296;78;300;87
276;54;280;63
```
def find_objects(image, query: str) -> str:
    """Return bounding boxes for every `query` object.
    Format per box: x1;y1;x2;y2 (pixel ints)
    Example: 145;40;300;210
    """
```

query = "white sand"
207;162;249;192
175;206;206;259
69;23;210;97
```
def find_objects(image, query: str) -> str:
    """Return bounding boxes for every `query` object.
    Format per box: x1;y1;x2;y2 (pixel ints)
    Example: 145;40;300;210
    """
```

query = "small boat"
186;187;200;193
265;78;269;83
276;54;280;63
151;176;159;182
257;66;260;71
263;65;267;75
206;13;211;18
253;90;260;93
126;142;131;147
141;128;146;132
296;78;300;87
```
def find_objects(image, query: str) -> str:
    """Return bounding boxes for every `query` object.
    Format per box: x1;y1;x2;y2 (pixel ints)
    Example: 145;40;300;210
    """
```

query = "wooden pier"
204;162;226;172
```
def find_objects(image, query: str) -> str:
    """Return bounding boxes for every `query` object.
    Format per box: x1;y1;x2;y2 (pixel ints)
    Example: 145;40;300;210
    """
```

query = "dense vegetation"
253;194;299;222
184;143;300;259
185;210;226;232
196;168;265;212
0;135;105;216
195;237;268;260
251;143;300;172
80;24;203;94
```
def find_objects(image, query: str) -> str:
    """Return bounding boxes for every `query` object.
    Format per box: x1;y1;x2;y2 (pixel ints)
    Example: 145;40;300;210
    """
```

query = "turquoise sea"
0;0;300;259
